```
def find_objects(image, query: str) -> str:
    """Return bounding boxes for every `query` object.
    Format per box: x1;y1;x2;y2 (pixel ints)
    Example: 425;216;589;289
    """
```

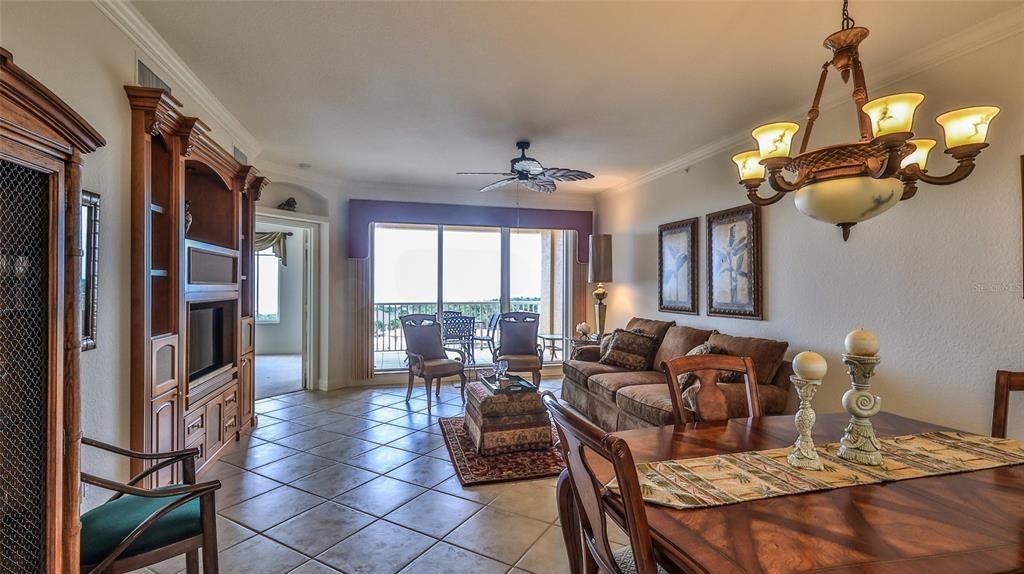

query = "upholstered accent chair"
79;438;221;574
400;314;468;408
495;311;544;387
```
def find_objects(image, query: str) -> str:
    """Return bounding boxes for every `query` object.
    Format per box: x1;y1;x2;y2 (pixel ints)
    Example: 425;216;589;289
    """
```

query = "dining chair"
400;313;467;408
472;312;501;362
78;437;221;574
662;354;761;424
443;314;477;364
992;370;1024;438
541;393;667;574
495;311;543;387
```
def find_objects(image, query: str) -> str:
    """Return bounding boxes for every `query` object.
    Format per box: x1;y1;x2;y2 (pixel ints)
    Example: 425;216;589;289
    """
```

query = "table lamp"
589;234;613;336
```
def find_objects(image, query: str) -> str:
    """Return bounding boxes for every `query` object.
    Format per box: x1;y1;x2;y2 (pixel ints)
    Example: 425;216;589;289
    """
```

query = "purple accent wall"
347;199;593;262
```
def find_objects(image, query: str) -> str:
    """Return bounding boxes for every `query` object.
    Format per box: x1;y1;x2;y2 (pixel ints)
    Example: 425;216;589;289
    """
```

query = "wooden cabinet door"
239;352;255;427
151;390;180;486
205;394;225;457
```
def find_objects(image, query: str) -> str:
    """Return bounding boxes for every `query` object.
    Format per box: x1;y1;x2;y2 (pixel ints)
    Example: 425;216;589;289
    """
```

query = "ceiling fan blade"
523;179;557;193
457;171;514;176
539;168;594;182
478;177;516;193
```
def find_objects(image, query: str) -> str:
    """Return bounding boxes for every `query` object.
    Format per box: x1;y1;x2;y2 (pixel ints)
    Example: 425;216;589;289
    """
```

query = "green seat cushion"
80;487;202;566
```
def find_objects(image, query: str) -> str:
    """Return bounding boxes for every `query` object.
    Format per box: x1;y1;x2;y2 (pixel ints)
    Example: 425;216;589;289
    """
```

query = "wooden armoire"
125;87;266;484
0;48;105;573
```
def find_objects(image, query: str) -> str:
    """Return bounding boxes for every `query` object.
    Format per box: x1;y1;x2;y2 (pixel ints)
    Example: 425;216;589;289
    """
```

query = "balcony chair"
443;314;477;364
495;311;544;388
79;437;221;574
472;312;501;363
400;313;468;409
542;393;668;574
662;354;762;423
992;370;1024;438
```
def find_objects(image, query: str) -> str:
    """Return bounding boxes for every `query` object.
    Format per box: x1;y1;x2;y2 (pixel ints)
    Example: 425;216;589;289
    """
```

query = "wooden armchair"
495;311;544;388
662;354;762;424
79;437;221;574
992;370;1024;438
400;313;468;408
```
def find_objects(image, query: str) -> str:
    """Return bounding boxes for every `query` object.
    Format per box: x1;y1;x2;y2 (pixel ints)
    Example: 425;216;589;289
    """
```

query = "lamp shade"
901;138;936;170
588;234;613;283
935;106;1000;149
732;150;766;181
752;122;800;159
862;93;924;137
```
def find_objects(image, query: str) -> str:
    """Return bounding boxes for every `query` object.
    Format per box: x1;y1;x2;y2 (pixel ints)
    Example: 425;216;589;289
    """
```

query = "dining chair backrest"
499;311;540;355
662;354;762;424
400;314;446;360
992;370;1024;438
485;312;500;338
442;310;463;319
541;392;659;574
443;314;475;341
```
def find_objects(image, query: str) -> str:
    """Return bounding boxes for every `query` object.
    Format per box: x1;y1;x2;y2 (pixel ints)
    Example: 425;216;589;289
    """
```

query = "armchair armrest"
83;437;199;461
571;344;603;362
406;351;425;372
444;347;467;363
83;437;202;497
82;473;220;499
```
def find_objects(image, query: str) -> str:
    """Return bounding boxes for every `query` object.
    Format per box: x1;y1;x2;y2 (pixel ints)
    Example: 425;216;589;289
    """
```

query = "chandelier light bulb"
862;93;924;137
751;122;800;159
935;106;1001;149
900;139;936;170
732;150;766;181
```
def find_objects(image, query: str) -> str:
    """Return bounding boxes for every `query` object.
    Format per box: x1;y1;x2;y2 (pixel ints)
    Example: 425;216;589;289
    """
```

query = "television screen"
189;306;223;380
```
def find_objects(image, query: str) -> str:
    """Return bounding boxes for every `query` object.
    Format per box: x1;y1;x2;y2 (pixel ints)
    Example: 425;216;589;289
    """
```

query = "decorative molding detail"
606;5;1024;197
92;0;262;158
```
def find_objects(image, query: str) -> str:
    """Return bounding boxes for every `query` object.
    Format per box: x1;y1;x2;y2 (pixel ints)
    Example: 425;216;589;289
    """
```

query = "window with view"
255;248;280;323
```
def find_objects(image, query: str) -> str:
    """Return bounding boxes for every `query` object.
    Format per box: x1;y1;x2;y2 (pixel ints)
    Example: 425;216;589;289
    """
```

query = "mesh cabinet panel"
0;159;51;574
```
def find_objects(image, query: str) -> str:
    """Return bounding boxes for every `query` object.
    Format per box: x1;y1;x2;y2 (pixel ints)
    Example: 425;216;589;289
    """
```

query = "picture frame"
706;204;762;320
81;190;100;350
659;217;698;314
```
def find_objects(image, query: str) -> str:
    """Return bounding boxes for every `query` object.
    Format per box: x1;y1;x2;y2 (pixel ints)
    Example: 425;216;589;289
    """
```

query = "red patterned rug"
438;416;565;486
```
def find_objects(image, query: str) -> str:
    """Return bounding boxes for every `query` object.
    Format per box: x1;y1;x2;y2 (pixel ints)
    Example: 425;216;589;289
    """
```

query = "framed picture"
707;204;762;319
81;190;100;350
659;218;698;314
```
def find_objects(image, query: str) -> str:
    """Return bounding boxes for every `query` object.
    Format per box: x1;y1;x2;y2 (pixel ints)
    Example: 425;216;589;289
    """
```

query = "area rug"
438;416;565;486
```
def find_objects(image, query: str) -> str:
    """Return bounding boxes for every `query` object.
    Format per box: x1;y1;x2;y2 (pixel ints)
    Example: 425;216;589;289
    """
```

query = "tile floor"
255;354;303;400
133;378;627;574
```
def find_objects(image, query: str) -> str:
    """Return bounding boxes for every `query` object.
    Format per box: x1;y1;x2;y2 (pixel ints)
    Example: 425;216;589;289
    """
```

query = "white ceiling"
134;1;1015;194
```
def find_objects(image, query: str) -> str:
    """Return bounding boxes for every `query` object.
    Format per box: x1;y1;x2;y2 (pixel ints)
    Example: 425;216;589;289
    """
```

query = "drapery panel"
254;232;288;266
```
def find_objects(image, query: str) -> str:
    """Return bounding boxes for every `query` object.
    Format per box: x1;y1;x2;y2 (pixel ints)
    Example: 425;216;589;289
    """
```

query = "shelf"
151;269;169;277
150;203;166;214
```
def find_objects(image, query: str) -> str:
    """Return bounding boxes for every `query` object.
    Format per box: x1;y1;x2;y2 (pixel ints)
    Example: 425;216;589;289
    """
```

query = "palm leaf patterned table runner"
608;432;1024;510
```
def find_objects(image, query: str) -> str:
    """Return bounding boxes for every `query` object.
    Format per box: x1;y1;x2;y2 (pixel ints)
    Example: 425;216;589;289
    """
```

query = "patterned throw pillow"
599;329;659;371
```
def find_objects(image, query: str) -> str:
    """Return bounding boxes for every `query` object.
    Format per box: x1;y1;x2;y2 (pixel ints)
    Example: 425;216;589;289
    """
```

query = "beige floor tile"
387;429;446;454
345;445;420;473
328;401;382;416
385;410;440;431
220;442;299;469
333;475;426;517
198;460;245;482
263;404;321;420
250;421;312;442
423;445;450;460
264;501;374;557
399;542;508;574
272;428;344;450
488;481;559;523
254;399;290;414
385;490;483;537
290;410;352;428
305;436;378;461
288;561;343;574
418;401;464;417
316;415;381;437
363;393;409;407
386;455;455;488
214;470;282;508
361;405;411;422
220;485;323;532
432;475;510;504
444;507;548;565
251;452;336;483
515;525;571;574
349;423;416;445
316;520;434;574
217;535;307;574
288;463;377;498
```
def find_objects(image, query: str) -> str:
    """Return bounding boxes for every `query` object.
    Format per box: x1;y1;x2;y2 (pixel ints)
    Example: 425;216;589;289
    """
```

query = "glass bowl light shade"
935;106;1000;148
794;177;902;225
732;150;765;180
900;138;936;169
752;122;800;159
862;93;925;137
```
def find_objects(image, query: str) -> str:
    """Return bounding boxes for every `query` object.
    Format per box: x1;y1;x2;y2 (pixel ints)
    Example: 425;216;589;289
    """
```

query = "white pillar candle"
845;329;880;356
792;351;828;381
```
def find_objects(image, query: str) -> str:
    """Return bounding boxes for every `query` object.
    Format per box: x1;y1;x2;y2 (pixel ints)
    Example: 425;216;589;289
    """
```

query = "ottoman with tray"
465;374;552;455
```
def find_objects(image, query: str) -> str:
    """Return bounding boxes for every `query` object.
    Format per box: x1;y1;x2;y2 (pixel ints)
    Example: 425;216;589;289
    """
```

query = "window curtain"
255;232;288;266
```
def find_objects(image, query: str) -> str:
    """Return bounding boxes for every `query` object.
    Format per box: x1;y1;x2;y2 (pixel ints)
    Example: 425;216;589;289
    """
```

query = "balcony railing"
373;299;541;358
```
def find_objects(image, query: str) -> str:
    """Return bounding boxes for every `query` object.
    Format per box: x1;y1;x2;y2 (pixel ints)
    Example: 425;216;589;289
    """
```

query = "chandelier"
732;0;1000;240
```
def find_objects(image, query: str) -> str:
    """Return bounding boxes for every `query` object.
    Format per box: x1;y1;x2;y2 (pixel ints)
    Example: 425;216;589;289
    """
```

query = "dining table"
559;412;1024;574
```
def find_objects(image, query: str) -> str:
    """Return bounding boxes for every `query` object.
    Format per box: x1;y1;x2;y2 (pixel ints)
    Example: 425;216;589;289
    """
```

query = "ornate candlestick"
788;351;826;470
838;329;883;466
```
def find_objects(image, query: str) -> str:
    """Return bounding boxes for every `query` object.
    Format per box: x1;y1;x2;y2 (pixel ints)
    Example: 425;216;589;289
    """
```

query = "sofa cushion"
654;326;717;371
563;359;629;389
624;317;675;343
615;384;677;426
421;358;465;377
497;353;541;371
600;329;660;371
587;370;665;403
681;380;790;419
708;333;788;385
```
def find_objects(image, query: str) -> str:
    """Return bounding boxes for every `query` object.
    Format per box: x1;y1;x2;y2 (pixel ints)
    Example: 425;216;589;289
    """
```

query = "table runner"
608;431;1024;510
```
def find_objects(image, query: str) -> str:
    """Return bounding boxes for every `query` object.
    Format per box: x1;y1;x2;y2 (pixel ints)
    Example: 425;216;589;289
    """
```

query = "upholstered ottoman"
464;380;551;455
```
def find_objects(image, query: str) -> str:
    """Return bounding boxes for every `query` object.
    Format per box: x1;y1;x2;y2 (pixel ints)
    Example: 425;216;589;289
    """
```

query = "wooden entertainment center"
126;87;267;483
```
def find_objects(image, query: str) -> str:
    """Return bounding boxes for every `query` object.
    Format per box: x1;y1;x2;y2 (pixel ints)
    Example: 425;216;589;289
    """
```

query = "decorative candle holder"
788;375;824;470
837;353;883;466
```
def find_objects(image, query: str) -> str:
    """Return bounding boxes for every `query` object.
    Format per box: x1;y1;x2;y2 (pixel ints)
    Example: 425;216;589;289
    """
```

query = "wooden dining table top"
593;412;1024;574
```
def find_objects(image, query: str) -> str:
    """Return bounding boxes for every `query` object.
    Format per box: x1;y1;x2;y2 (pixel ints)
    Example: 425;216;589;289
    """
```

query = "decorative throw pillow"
599;328;659;371
675;342;714;389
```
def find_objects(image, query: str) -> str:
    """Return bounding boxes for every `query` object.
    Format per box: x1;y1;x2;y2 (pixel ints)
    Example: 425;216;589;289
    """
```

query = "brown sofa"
560;317;794;431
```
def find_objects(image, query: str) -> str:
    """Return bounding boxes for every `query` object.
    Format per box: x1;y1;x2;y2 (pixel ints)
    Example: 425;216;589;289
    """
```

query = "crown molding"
93;0;262;158
604;5;1024;198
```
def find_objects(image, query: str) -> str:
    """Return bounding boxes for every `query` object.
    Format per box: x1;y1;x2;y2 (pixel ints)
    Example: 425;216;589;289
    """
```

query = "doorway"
254;220;308;399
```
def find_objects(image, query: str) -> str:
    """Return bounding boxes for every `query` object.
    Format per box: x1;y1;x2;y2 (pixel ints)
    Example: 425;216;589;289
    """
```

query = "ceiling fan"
457;140;594;193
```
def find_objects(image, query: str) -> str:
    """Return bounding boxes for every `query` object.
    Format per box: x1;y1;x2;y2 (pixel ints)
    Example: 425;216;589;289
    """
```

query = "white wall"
596;32;1024;439
255;222;304;355
1;1;257;509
